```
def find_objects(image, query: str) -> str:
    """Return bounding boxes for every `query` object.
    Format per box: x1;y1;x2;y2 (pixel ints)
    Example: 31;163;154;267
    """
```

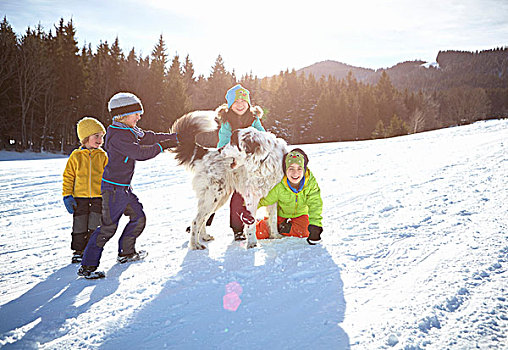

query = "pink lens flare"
225;281;243;296
223;281;243;311
223;292;241;311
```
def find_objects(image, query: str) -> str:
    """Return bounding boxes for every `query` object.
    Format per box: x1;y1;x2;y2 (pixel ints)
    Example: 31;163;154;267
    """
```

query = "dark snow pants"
81;183;146;267
71;197;102;251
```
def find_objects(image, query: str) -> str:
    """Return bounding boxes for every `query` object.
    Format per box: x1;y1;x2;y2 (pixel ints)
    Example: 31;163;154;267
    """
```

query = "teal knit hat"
225;84;251;108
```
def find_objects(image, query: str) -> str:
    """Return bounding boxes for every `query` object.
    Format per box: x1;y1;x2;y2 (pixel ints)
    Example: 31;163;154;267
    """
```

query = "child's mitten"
63;195;77;214
159;136;178;150
239;208;255;225
278;218;292;234
307;224;323;245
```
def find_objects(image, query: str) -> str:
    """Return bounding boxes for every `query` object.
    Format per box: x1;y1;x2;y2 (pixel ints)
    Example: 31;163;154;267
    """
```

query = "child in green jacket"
256;148;323;245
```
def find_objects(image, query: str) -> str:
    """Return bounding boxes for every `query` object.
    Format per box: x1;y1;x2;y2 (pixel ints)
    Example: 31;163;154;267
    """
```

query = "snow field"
0;119;507;349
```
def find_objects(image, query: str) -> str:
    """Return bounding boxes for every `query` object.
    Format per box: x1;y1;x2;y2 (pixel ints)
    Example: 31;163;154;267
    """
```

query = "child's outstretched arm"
258;182;281;208
109;134;165;161
140;130;178;145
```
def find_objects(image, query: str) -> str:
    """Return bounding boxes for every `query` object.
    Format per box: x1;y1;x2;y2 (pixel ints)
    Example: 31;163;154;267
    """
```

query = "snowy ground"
0;119;507;349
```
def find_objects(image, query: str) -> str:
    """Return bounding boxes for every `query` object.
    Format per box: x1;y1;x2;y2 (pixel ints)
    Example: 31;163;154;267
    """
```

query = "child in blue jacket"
78;92;178;279
216;84;265;240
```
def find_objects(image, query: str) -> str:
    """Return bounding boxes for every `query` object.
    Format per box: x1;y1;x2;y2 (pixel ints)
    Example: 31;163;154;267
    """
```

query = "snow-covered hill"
0;120;507;349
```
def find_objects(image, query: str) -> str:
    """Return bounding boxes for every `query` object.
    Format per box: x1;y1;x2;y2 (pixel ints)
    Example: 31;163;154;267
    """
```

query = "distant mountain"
297;59;434;84
297;60;376;82
296;47;508;91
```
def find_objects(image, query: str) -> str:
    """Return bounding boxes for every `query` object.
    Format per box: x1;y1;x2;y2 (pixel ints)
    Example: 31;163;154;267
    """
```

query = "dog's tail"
170;111;218;168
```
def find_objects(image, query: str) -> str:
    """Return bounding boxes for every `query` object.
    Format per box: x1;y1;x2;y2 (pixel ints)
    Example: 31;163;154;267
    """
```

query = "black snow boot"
71;250;83;264
233;229;246;241
77;265;105;279
117;250;148;264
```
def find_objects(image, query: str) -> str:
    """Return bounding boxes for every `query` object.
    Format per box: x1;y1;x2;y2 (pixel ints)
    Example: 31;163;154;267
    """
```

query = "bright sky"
2;0;508;77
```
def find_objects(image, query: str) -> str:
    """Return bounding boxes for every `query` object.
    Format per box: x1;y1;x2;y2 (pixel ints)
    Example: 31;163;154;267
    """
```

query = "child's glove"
278;218;292;234
238;208;255;225
63;195;77;214
307;224;323;245
159;137;178;150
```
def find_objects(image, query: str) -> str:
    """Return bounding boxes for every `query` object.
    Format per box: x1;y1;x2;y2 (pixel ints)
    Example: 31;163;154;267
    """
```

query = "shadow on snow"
101;238;349;349
0;263;126;348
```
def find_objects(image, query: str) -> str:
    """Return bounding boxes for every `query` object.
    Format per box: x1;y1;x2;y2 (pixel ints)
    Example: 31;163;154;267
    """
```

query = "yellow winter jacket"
62;147;108;198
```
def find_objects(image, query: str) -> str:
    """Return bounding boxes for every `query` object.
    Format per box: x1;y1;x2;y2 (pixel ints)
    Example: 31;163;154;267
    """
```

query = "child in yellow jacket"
62;117;108;263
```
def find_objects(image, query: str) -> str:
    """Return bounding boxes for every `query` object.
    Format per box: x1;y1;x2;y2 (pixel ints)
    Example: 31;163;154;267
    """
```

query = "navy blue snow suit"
81;122;177;267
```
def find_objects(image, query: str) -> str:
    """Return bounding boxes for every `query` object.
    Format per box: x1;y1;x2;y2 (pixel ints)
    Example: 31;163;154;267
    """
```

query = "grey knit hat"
108;92;144;118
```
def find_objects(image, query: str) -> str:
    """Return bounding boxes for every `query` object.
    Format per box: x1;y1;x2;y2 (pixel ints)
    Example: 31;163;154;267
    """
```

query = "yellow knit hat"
77;117;106;142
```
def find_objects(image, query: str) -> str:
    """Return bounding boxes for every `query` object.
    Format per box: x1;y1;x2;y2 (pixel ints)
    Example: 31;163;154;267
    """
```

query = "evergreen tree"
207;55;234;108
191;74;209;110
267;69;312;143
182;54;196;106
143;34;168;130
372;120;385;139
385;114;409;137
375;71;397;125
267;70;293;139
0;17;503;151
165;54;191;125
17;25;52;150
438;87;491;126
357;84;378;139
0;17;18;149
314;88;339;142
78;43;94;119
51;18;83;151
122;48;144;93
84;39;124;128
297;73;320;143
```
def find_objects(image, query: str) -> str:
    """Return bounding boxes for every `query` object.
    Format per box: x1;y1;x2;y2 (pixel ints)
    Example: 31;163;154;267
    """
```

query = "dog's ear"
230;130;241;151
242;131;261;155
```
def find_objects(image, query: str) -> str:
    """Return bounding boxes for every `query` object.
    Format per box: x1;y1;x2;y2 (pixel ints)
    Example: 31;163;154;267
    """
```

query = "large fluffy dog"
170;111;287;250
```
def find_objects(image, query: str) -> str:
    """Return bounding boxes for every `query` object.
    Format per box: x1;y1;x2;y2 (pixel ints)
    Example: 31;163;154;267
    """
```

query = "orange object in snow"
255;215;310;239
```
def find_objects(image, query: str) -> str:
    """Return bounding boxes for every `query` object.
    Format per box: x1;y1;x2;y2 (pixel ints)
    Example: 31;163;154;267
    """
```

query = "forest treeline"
1;17;507;152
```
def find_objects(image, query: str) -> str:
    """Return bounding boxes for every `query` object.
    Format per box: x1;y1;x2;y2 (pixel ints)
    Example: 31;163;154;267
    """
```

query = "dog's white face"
220;127;264;169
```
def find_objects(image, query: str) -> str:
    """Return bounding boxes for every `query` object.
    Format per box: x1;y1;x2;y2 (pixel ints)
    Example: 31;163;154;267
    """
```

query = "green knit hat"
284;149;307;171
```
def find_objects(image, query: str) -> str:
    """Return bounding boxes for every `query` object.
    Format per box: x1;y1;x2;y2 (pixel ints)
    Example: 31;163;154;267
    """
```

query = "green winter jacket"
258;169;323;227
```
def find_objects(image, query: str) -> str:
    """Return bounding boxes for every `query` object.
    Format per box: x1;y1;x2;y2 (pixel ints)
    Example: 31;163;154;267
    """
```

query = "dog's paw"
202;234;215;242
269;232;284;239
246;242;258;249
190;242;207;250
